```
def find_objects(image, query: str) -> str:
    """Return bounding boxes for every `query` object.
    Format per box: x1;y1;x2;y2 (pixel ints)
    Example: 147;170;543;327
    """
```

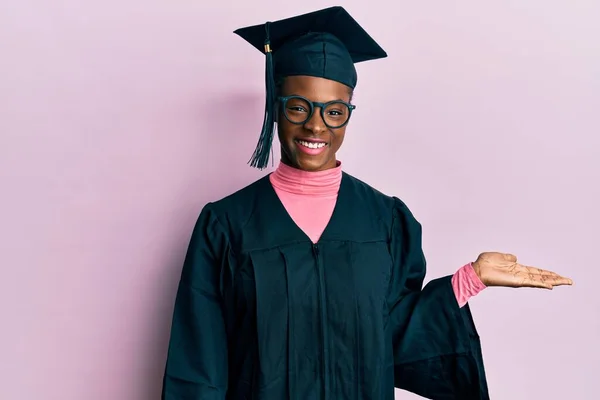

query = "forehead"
281;76;351;101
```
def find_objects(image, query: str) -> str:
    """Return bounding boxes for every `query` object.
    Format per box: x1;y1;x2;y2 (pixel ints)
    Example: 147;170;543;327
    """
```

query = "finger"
521;266;573;286
518;276;553;289
511;266;552;289
545;273;573;286
517;270;572;288
517;264;561;277
551;272;573;285
502;253;518;262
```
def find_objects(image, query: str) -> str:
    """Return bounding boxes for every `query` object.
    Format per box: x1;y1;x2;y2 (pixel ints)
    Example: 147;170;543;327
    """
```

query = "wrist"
467;261;487;288
472;261;481;277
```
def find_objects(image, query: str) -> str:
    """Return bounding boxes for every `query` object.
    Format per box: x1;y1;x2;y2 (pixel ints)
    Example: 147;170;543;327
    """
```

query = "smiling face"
277;75;353;172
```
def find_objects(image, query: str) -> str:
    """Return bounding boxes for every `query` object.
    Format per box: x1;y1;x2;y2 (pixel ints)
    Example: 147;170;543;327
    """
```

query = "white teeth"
298;140;326;149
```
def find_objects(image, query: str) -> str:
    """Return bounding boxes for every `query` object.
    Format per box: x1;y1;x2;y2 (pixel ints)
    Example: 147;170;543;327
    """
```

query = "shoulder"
210;175;268;210
342;172;422;236
200;174;270;228
344;172;393;204
203;175;269;218
343;172;412;215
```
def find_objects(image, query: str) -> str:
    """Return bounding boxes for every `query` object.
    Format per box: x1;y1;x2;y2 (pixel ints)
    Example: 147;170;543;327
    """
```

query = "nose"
303;107;327;133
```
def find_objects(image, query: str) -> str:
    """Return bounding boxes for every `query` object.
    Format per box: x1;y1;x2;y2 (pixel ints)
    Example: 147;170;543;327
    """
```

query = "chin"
294;155;332;172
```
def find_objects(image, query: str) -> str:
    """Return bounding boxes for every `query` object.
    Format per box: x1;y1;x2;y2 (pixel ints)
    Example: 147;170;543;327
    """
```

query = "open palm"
472;252;573;289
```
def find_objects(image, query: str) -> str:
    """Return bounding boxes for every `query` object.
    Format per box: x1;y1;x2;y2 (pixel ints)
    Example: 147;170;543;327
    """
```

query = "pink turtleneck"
270;161;342;243
269;161;486;307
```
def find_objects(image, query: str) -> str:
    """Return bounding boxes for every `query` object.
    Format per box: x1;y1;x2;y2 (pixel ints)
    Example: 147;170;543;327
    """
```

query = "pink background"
1;1;599;399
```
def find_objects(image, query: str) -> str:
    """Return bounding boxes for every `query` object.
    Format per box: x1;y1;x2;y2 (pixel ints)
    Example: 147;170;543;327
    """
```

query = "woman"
161;6;572;400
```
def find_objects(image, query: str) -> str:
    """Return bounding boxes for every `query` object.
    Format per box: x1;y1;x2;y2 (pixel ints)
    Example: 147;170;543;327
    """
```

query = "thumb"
502;253;517;262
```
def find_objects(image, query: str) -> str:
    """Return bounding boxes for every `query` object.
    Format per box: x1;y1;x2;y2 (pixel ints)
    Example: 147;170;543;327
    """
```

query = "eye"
285;97;311;114
288;105;308;113
325;106;347;118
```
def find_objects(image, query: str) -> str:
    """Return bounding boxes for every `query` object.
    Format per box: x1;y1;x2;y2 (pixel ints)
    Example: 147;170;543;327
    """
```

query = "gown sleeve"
388;198;489;400
161;204;229;400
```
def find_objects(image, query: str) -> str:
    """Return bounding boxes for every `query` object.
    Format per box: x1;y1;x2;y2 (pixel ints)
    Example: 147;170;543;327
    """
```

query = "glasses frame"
277;95;356;129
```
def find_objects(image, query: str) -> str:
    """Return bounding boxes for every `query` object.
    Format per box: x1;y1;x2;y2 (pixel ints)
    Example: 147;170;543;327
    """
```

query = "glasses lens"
282;97;352;128
323;102;351;128
283;97;312;124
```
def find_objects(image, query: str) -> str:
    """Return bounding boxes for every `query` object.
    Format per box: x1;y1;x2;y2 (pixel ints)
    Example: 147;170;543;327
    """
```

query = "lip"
294;138;329;156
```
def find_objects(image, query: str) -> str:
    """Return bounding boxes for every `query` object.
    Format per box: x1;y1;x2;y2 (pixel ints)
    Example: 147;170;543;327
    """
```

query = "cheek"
331;130;346;150
277;121;298;143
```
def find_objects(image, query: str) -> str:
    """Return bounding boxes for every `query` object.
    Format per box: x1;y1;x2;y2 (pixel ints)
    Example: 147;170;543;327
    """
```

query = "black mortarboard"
234;6;387;169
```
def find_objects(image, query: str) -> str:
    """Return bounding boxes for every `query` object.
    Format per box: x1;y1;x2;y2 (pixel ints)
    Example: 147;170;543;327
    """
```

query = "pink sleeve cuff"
451;262;487;308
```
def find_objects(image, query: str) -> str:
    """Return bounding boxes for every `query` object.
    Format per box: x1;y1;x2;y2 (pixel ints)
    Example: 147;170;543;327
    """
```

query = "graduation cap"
234;6;388;169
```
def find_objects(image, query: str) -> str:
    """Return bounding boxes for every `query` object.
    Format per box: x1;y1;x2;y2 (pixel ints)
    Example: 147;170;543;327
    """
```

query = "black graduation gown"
161;172;489;400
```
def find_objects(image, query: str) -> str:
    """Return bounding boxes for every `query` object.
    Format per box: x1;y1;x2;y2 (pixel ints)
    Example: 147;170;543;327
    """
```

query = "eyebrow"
285;94;349;102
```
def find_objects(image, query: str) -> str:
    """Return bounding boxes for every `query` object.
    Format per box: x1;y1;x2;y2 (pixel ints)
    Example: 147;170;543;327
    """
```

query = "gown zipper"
313;244;329;400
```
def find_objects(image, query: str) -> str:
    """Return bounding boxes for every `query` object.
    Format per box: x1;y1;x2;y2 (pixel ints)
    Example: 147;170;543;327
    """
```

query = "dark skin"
277;75;352;172
274;75;574;289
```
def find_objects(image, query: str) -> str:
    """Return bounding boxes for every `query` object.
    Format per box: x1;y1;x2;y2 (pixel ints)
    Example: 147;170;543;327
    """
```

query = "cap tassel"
248;22;277;169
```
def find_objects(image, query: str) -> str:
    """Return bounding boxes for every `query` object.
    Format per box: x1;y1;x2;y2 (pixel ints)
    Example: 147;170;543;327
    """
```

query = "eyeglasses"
278;95;356;129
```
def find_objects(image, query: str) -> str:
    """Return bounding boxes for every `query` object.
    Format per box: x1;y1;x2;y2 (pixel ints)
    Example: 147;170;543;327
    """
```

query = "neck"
270;160;342;196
